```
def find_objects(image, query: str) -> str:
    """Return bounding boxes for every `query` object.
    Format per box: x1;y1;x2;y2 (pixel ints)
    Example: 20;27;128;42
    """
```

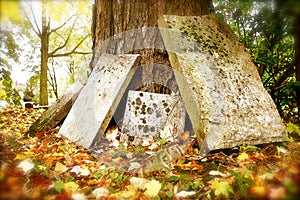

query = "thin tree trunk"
295;14;300;124
40;7;49;106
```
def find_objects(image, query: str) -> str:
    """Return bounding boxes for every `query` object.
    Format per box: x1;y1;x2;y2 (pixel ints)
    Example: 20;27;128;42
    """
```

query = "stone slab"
58;54;141;148
27;82;83;136
158;15;287;154
121;90;186;145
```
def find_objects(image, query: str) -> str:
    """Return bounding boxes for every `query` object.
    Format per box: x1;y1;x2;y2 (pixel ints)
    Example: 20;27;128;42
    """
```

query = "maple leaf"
211;180;234;198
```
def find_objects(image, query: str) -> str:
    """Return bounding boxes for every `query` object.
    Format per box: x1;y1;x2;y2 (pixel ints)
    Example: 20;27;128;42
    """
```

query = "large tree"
91;0;212;92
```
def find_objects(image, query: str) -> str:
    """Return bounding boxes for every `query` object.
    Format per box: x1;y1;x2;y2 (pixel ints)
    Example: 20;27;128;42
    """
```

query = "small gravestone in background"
58;54;141;148
27;82;83;137
121;90;186;145
158;15;287;155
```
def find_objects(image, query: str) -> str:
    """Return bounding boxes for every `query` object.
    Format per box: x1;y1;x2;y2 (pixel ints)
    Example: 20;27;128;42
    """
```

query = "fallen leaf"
237;152;249;162
30;175;53;190
129;177;148;189
63;181;79;193
209;170;229;177
17;159;34;173
129;162;141;171
179;160;204;171
175;190;196;198
92;187;110;199
54;162;68;174
180;131;190;141
249;185;266;197
70;165;90;176
268;186;286;199
110;185;139;199
144;179;161;198
72;193;86;200
54;180;64;193
211;180;234;198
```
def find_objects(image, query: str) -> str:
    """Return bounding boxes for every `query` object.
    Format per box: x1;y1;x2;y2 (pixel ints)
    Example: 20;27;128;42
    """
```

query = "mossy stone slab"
121;90;186;145
158;15;287;155
58;54;141;148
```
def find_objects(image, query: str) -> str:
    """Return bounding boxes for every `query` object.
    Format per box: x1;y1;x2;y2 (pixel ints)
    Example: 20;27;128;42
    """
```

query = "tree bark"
91;0;211;92
295;14;300;124
40;6;49;106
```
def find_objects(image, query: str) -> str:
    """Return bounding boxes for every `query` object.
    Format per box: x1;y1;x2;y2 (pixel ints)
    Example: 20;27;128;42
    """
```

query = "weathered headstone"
58;54;141;148
121;90;186;145
27;82;83;136
158;15;287;154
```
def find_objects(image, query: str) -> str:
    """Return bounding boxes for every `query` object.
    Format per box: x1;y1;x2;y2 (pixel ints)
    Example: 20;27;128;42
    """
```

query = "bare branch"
48;18;77;56
51;51;91;57
29;2;42;36
21;4;41;37
50;34;91;57
49;16;76;34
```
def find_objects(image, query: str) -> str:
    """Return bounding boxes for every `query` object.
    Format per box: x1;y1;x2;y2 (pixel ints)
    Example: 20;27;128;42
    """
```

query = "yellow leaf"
14;153;27;160
54;162;68;174
211;180;233;198
110;185;138;199
250;185;266;196
237;152;249;162
144;179;161;198
63;182;79;193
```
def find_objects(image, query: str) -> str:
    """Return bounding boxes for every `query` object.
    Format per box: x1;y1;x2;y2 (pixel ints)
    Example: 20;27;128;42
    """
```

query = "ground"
0;106;299;199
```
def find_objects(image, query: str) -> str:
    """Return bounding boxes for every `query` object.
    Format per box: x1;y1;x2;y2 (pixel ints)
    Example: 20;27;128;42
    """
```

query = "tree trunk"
296;14;300;124
40;7;49;106
91;0;211;93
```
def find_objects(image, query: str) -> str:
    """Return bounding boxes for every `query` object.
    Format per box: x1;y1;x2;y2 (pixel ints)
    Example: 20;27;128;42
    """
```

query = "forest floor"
0;106;299;200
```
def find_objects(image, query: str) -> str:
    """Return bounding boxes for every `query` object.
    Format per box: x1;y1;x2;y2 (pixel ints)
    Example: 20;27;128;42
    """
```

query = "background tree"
0;30;22;105
0;1;23;105
22;0;92;105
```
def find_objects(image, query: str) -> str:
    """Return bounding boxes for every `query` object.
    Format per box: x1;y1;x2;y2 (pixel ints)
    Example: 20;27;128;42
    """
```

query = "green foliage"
54;180;64;193
211;180;234;198
94;167;129;187
0;29;22;105
1;0;92;105
182;180;203;191
134;146;145;154
159;138;168;145
0;69;21;105
238;144;258;152
286;123;300;135
229;170;255;197
0;1;22;23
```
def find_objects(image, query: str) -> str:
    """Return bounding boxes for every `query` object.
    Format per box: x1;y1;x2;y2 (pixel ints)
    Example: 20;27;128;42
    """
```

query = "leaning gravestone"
58;54;141;148
121;90;186;145
27;82;83;136
158;15;287;155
